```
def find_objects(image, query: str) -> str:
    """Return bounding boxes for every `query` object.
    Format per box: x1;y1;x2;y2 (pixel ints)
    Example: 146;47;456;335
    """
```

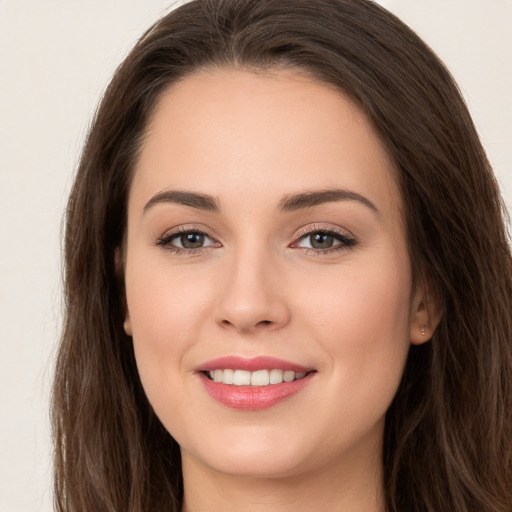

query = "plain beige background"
0;1;510;511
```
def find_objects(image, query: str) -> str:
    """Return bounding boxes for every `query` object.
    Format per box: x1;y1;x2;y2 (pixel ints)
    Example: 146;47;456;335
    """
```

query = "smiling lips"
197;356;315;410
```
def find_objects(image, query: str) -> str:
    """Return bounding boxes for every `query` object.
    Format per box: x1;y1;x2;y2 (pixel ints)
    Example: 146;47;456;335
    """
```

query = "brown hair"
52;1;512;510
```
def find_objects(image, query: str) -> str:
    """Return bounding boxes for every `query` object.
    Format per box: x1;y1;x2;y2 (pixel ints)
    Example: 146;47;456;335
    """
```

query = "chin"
180;423;319;479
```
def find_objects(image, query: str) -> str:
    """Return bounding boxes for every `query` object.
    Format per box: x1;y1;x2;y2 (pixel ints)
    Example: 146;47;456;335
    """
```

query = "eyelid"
155;225;222;252
290;223;357;253
294;223;355;239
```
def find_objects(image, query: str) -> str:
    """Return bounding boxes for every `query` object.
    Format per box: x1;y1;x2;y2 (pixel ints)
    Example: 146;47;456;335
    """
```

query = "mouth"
204;368;310;386
197;356;316;410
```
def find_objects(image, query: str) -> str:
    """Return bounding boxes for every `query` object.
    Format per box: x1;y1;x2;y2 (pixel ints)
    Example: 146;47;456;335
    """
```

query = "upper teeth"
208;369;307;386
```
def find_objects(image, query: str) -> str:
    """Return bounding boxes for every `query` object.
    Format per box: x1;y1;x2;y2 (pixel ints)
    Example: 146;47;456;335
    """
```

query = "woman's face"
123;69;428;479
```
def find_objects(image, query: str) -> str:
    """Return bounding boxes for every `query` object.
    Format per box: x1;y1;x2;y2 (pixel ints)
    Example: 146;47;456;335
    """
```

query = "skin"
122;68;435;512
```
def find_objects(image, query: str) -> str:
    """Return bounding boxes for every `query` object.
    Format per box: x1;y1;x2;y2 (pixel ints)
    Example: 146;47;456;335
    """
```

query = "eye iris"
181;232;204;248
310;232;334;249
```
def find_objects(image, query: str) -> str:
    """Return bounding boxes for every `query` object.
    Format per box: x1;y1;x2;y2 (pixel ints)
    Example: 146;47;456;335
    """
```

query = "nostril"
256;320;272;327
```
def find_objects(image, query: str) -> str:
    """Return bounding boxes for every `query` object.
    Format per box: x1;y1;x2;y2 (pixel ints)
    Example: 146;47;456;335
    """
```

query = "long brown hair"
52;1;512;510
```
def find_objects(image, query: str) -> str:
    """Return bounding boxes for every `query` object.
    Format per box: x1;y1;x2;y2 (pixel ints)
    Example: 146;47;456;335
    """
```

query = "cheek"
126;252;210;337
124;261;216;443
283;256;412;460
124;253;212;392
297;250;412;402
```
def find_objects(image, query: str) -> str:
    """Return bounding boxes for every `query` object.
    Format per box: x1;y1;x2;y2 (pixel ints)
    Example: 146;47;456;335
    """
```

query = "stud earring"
421;325;426;336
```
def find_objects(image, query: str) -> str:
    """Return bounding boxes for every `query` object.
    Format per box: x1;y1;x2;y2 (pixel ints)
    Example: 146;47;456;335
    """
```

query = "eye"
173;231;211;249
156;228;219;252
293;228;356;253
301;232;339;250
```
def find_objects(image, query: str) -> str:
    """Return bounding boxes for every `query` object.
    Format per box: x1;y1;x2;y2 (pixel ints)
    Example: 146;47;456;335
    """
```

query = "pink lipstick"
196;356;315;410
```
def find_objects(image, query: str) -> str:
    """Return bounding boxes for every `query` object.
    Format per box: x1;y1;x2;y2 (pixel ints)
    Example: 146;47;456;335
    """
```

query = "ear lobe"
114;247;133;337
409;278;442;345
123;315;133;337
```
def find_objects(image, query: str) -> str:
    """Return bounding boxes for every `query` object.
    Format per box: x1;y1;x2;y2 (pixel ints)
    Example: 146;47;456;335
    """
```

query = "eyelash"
155;225;357;256
155;226;219;255
292;225;357;255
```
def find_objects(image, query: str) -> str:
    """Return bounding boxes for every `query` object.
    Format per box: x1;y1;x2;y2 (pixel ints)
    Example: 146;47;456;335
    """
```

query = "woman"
52;0;512;511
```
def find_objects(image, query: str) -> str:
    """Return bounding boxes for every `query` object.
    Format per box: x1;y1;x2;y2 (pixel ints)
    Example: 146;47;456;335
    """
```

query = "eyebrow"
142;187;379;216
278;188;379;215
143;190;220;213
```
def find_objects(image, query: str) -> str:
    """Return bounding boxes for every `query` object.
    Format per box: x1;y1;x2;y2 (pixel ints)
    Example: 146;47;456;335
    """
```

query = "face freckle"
123;68;427;482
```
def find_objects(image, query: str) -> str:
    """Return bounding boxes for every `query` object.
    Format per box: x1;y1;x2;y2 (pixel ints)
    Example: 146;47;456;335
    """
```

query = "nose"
214;248;291;334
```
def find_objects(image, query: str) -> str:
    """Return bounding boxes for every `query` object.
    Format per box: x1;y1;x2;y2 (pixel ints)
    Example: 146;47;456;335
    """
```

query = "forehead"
131;68;401;221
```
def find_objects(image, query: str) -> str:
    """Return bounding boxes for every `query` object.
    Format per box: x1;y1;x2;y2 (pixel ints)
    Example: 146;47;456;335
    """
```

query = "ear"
114;247;133;337
409;276;442;345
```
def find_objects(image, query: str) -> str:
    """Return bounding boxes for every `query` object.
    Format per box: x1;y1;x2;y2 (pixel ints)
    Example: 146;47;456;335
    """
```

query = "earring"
421;325;426;336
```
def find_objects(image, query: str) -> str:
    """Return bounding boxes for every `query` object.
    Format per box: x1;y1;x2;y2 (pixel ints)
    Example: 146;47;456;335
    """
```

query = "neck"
180;443;385;512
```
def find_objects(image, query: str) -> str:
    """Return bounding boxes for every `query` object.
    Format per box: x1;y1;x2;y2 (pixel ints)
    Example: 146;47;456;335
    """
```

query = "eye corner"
290;224;358;254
